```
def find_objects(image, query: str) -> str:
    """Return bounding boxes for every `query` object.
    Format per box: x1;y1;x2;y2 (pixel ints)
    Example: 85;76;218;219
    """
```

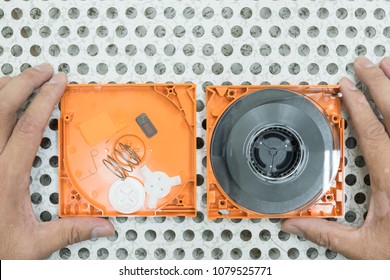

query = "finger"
282;218;363;259
354;56;390;131
0;64;53;154
2;73;67;178
0;76;12;90
0;76;15;153
340;77;390;182
35;218;115;259
0;64;53;112
379;57;390;79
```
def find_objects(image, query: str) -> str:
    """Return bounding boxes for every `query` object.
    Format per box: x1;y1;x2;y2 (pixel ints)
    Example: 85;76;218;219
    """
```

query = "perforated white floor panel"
1;0;384;259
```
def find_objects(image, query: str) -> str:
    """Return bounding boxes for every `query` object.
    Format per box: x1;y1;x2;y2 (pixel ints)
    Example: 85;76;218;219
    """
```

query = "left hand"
0;64;115;259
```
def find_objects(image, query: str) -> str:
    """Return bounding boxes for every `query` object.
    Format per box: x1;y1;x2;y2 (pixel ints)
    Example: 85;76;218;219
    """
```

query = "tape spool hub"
248;124;306;182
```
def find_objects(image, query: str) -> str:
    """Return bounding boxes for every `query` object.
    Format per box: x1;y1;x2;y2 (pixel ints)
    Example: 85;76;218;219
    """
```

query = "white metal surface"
0;0;380;259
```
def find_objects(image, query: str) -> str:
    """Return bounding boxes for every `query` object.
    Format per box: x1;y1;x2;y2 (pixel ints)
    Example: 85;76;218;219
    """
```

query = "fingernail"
341;77;357;91
282;225;305;237
356;56;376;68
47;73;61;84
91;225;114;238
382;57;390;67
35;63;53;73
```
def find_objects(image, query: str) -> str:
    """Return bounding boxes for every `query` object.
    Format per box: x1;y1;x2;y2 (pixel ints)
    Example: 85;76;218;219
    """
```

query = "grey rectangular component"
136;113;157;138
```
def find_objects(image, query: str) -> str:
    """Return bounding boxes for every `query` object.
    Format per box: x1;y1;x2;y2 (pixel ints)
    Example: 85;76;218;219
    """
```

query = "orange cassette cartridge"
206;85;344;219
59;84;196;217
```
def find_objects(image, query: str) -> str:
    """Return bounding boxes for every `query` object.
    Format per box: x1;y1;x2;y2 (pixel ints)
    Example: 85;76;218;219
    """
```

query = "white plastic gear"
109;178;145;214
140;165;181;209
0;0;381;259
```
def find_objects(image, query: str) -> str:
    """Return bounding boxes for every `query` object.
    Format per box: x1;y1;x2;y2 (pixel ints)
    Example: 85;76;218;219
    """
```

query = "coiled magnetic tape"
206;85;344;219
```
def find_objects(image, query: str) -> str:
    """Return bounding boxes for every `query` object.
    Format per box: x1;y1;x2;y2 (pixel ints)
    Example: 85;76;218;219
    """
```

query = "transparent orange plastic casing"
206;85;344;219
59;84;196;217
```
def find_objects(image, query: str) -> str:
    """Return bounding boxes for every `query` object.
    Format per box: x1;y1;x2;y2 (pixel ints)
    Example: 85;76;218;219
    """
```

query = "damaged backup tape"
58;83;344;219
58;84;197;217
206;85;344;219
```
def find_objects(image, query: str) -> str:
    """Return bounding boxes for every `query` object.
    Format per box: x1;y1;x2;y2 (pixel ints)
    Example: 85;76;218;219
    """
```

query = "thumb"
35;217;115;259
282;218;362;259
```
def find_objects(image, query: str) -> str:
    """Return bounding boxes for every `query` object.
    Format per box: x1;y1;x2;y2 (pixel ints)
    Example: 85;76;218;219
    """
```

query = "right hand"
283;56;390;259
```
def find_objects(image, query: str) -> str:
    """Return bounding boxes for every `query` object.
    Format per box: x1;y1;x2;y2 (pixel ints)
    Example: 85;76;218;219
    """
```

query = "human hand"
282;56;390;259
0;64;115;259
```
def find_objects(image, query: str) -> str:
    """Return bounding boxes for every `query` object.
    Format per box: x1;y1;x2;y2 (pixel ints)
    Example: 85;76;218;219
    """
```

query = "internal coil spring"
102;143;141;180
